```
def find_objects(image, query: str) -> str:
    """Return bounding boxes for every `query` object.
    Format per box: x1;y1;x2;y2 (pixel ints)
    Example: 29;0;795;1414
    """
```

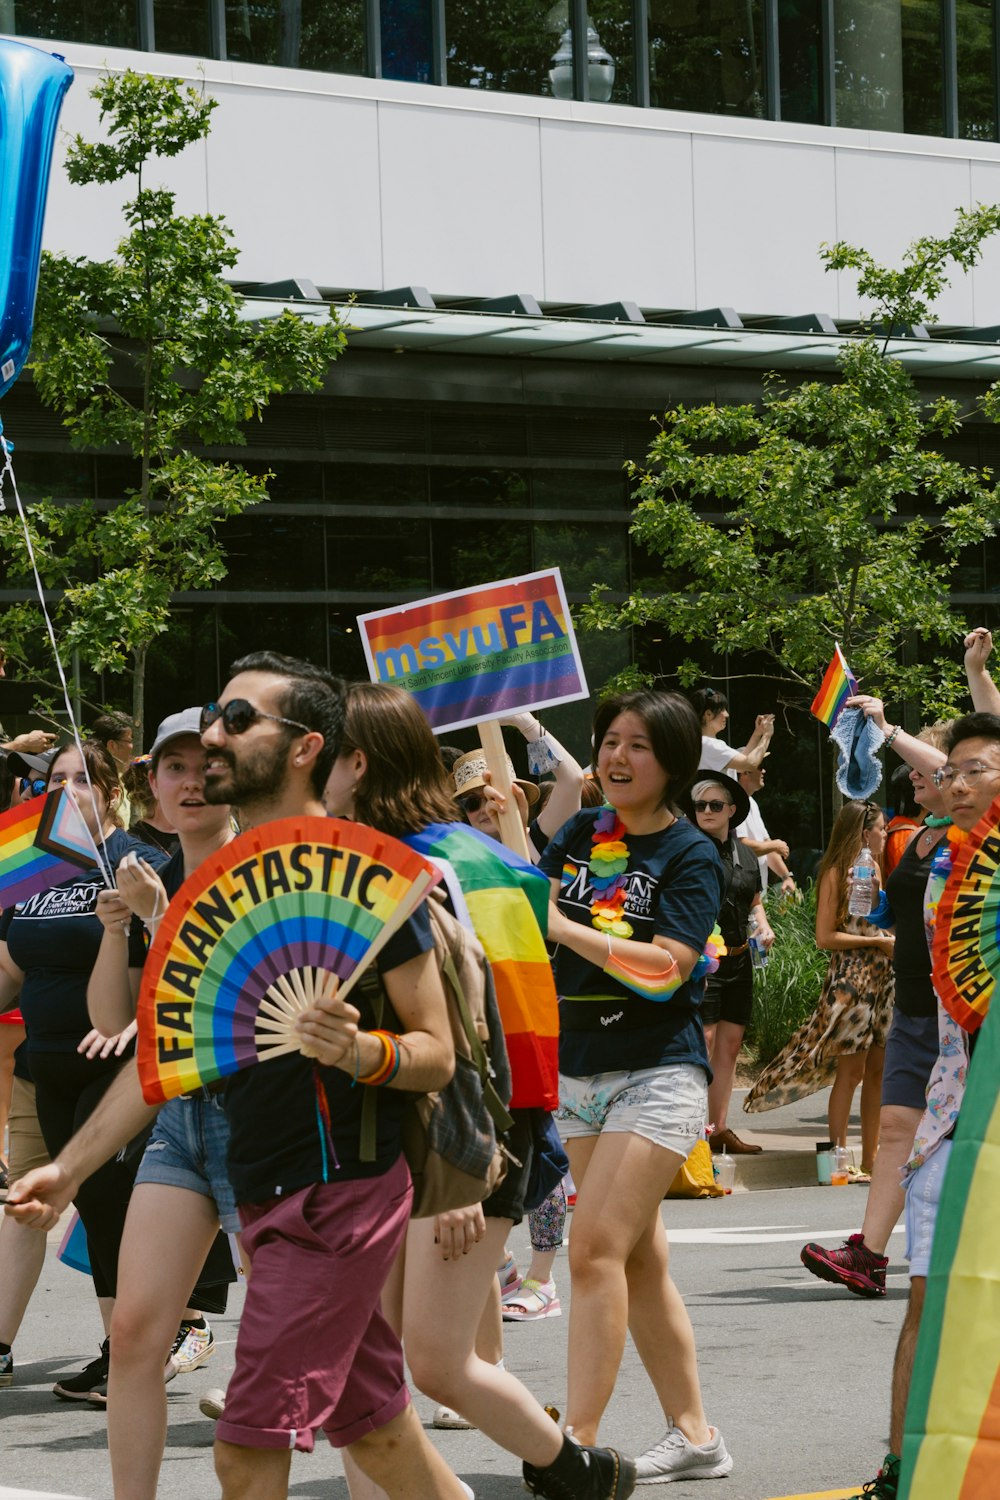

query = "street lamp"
548;18;616;102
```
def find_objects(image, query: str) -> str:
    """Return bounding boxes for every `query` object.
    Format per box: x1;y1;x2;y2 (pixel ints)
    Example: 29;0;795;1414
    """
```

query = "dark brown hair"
342;682;459;837
818;800;884;928
48;740;124;829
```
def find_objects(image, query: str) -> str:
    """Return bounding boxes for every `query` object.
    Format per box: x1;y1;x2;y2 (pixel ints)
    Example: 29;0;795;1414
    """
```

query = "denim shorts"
557;1063;708;1159
882;1011;941;1111
135;1093;241;1233
904;1137;952;1279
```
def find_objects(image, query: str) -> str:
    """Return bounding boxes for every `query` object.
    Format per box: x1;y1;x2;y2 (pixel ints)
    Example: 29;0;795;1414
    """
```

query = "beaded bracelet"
884;724;901;750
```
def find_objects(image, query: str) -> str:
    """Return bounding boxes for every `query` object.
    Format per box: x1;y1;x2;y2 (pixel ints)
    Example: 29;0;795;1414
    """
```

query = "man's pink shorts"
216;1155;413;1452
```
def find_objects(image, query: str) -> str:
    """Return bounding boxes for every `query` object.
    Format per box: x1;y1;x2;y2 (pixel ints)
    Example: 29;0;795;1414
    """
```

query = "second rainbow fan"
136;817;440;1104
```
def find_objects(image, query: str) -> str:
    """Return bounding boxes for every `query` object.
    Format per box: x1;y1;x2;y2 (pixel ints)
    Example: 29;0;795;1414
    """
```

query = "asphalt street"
1;1099;904;1500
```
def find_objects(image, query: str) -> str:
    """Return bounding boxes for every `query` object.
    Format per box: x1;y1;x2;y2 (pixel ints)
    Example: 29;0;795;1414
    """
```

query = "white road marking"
668;1225;905;1245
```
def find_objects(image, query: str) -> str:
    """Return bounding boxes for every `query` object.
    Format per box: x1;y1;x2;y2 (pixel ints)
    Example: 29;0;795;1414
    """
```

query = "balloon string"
312;1061;340;1182
0;422;114;890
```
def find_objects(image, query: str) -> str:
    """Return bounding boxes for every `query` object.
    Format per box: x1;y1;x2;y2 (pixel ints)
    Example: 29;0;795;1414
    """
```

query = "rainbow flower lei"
589;807;633;937
588;806;726;972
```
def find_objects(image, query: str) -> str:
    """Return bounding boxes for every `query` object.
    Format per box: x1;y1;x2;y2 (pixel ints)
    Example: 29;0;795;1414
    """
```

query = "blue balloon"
0;40;73;402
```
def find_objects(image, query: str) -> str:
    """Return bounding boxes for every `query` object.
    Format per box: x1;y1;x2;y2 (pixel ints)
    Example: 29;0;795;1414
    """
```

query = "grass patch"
745;884;829;1066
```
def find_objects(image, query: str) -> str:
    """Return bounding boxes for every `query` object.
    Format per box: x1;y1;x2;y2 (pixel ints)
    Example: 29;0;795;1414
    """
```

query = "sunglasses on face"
19;776;47;797
694;799;731;814
457;791;488;815
200;700;312;738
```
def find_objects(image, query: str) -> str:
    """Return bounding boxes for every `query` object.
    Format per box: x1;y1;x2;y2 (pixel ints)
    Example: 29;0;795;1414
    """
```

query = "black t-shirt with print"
538;810;725;1078
0;829;169;1054
222;904;435;1205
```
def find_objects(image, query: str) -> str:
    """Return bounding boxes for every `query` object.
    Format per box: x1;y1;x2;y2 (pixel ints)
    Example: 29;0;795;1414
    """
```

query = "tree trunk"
132;644;147;753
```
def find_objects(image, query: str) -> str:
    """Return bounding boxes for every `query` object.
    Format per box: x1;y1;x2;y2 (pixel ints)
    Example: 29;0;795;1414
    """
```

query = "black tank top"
884;829;942;1018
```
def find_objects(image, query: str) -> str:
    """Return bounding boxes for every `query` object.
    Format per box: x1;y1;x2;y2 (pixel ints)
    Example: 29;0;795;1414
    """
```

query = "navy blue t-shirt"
0;829;169;1055
538;811;724;1078
222;903;435;1204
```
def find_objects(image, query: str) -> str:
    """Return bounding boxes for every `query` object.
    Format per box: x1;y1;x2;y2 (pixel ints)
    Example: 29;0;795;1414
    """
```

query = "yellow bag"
665;1139;723;1199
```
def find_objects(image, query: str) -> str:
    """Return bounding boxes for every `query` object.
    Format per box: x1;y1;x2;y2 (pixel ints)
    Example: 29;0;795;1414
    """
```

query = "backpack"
358;889;515;1218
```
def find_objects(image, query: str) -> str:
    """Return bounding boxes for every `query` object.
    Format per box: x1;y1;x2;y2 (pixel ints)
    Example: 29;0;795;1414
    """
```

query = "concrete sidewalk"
718;1086;869;1193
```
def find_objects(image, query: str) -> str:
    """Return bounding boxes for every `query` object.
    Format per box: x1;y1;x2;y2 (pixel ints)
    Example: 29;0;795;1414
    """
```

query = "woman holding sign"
537;690;733;1485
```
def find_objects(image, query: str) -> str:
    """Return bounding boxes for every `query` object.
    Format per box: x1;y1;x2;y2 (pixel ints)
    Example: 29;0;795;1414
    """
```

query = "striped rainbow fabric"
403;822;559;1111
0;789;98;907
810;644;859;728
899;996;1000;1500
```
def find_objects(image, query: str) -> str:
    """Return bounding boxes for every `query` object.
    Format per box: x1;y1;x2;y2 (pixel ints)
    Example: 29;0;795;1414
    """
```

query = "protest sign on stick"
359;569;589;857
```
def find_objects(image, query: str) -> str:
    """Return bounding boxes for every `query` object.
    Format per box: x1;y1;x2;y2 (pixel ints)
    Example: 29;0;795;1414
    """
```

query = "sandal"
847;1166;872;1184
502;1278;562;1321
497;1251;520;1293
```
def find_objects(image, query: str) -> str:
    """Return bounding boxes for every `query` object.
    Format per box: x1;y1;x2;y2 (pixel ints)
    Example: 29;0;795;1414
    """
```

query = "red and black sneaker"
801;1233;888;1297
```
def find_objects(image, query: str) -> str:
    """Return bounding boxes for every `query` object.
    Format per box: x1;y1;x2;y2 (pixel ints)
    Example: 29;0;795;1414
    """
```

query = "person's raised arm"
499;712;585;839
721;714;775;773
845;695;946;776
964;628;1000;714
5;1059;159;1230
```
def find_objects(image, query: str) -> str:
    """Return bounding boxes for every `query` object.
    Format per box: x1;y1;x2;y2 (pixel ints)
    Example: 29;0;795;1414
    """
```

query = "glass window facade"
7;0;997;138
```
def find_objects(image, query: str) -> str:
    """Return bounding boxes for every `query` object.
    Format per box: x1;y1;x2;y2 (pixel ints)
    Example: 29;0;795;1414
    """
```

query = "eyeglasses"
19;776;47;797
200;700;312;738
694;799;731;814
457;791;487;815
932;760;1000;790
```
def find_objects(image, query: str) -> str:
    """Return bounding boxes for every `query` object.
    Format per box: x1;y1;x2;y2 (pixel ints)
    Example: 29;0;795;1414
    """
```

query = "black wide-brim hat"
682;767;752;829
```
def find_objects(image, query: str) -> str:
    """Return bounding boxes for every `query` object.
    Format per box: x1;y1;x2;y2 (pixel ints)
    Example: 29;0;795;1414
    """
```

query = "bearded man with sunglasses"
10;652;470;1500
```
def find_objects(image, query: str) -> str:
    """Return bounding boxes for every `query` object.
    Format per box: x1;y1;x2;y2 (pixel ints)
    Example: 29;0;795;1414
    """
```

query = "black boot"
523;1435;637;1500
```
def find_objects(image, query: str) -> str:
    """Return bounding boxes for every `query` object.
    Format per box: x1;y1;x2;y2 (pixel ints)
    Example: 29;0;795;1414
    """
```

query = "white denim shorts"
904;1137;952;1279
556;1063;708;1159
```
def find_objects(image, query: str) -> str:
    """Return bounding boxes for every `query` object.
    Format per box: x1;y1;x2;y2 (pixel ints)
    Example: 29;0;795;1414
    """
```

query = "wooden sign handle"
478;719;531;861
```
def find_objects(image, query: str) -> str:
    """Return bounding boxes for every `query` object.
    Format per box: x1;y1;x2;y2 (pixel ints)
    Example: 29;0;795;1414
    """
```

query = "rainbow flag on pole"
0;789;99;907
810;644;859;727
403;822;559;1111
899;997;1000;1500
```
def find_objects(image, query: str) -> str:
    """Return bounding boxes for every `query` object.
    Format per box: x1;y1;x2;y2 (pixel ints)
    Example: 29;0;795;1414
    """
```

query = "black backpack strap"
358;965;387;1165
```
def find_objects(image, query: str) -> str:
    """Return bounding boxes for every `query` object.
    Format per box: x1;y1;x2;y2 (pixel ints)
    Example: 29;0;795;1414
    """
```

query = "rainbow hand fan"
931;794;1000;1034
136;818;441;1104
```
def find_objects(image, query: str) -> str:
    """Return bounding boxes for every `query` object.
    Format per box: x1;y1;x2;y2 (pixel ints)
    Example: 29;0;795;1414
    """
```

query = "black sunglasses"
694;798;730;814
200;700;312;738
457;791;488;814
19;776;48;797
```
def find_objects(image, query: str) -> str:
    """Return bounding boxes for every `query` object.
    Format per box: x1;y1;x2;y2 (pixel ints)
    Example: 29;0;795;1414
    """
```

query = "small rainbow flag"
810;644;859;727
0;789;99;907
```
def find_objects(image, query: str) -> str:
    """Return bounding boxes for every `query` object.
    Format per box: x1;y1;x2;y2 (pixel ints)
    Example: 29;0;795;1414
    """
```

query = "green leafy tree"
581;205;1000;721
0;70;346;745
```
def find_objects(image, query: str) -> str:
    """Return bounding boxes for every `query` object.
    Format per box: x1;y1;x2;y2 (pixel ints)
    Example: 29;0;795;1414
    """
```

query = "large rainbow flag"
0;788;98;907
899;997;1000;1500
403;822;559;1111
810;644;859;728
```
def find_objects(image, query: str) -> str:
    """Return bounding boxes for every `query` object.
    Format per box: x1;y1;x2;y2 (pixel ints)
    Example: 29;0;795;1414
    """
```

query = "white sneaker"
168;1320;215;1375
635;1424;733;1483
432;1403;474;1430
199;1387;226;1422
459;1483;475;1499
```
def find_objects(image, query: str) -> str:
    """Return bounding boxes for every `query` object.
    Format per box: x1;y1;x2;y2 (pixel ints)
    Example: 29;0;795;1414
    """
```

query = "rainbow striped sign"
810;644;859;728
0;788;99;907
358;569;588;734
899;998;1000;1500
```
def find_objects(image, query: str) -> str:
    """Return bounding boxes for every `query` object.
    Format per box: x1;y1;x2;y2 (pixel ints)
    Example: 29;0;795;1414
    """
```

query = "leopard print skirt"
743;920;894;1115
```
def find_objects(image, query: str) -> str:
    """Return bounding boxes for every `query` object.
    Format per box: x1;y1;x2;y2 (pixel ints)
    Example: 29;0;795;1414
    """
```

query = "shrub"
745;884;828;1066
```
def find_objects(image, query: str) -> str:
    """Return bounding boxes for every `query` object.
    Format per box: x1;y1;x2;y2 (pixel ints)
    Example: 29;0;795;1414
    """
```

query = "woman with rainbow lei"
536;689;733;1486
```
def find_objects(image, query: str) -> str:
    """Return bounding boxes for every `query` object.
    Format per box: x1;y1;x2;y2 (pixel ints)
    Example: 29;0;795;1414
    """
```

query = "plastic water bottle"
748;912;769;970
847;846;877;917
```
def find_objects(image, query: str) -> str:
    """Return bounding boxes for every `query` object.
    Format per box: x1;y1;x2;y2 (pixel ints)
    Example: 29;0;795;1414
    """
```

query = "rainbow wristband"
358;1030;401;1087
603;936;682;1002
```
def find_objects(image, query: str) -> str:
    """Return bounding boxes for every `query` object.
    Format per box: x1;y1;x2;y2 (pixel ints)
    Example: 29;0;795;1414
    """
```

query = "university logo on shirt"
15;880;104;921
